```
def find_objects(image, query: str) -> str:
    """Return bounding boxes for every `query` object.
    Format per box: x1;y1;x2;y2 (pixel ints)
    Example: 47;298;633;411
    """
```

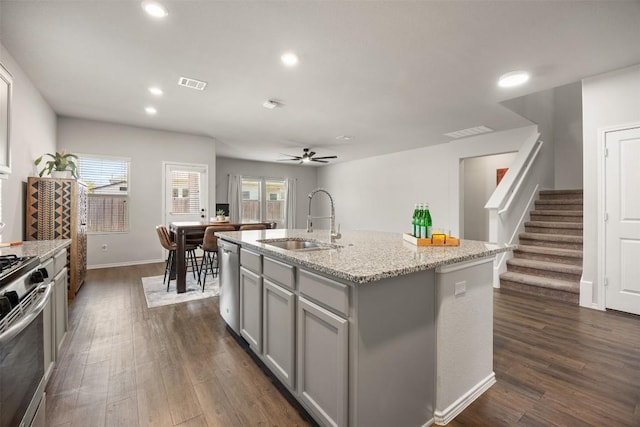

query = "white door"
164;162;208;226
605;126;640;315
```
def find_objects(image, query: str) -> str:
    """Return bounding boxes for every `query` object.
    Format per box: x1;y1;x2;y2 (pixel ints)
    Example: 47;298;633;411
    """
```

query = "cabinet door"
263;279;295;389
54;268;68;357
297;297;348;427
240;266;262;352
43;291;55;383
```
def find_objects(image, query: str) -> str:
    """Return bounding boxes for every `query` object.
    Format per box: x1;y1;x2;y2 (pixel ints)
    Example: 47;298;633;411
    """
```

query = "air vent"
178;76;207;91
445;125;494;139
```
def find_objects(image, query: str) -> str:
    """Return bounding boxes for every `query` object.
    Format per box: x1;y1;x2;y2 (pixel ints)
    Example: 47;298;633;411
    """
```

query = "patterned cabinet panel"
27;177;88;298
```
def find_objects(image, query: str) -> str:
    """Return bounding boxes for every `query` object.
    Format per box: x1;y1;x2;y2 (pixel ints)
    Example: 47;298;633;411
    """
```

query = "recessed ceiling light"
141;1;168;18
145;106;157;115
280;52;299;67
335;135;354;141
263;99;281;109
498;70;530;88
148;86;163;96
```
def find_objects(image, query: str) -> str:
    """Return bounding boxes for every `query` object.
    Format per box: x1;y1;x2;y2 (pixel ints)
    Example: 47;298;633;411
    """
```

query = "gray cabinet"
297;296;348;427
53;267;68;357
43;288;55;382
239;266;262;352
262;278;296;389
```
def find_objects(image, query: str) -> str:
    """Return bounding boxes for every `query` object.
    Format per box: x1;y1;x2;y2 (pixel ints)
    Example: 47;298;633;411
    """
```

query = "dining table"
169;220;274;293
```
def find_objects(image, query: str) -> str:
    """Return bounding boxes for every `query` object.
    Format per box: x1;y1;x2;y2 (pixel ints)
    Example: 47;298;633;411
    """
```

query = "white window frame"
77;153;131;235
240;176;287;225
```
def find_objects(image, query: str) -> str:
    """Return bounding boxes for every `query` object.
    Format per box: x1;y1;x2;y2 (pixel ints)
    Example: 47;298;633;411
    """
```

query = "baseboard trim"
433;372;496;425
421;417;435;427
88;258;163;270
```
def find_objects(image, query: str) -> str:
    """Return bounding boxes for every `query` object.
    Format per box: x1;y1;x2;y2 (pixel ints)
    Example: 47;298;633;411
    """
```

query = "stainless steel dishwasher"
218;239;240;334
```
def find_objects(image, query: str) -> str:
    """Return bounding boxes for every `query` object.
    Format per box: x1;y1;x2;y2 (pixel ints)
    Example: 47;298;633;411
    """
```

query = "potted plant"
34;151;78;178
216;209;226;222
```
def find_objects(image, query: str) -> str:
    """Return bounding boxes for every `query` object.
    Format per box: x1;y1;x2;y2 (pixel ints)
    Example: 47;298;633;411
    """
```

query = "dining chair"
198;225;235;290
238;224;267;230
155;225;199;291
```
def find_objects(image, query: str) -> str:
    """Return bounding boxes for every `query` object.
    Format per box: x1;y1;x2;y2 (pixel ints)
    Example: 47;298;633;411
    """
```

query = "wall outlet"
101;244;108;252
454;281;466;296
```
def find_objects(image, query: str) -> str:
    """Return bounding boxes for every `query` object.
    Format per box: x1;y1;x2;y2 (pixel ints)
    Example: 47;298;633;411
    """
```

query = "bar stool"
198;225;235;290
238;224;267;230
155;225;199;291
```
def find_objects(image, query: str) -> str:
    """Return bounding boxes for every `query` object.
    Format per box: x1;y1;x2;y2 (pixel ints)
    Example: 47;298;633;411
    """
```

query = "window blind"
170;170;201;214
78;155;130;233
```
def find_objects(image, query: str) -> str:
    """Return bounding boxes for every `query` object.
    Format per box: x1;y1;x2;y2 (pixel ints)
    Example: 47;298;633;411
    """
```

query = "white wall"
58;117;217;268
582;63;640;309
0;45;57;242
502;82;584;191
317;126;538;236
462;152;517;241
216;157;318;228
553;82;583;189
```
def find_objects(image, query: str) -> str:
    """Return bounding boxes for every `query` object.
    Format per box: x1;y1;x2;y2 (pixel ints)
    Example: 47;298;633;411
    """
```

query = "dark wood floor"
45;264;640;426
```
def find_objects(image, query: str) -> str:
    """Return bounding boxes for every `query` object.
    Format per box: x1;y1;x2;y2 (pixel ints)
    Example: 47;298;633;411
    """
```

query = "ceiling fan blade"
277;158;302;162
311;155;338;160
311;159;329;163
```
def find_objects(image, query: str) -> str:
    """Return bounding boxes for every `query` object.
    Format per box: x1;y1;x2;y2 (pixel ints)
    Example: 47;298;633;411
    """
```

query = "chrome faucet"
307;188;341;242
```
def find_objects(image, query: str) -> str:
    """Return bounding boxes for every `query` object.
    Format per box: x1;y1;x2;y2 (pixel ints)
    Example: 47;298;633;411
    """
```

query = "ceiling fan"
278;148;338;164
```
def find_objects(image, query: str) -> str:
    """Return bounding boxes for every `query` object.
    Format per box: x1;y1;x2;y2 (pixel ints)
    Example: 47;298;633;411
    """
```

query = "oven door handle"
0;283;53;345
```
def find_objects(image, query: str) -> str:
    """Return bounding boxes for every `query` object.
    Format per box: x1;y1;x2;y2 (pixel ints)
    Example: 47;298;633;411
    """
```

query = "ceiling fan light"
302;157;311;163
498;70;530;88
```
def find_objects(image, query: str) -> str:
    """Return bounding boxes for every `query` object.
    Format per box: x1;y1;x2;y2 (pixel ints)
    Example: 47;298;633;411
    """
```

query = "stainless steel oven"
0;255;49;427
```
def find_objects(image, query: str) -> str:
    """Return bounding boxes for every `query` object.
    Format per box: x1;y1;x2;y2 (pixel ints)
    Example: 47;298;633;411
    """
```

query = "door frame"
597;122;640;311
162;161;209;227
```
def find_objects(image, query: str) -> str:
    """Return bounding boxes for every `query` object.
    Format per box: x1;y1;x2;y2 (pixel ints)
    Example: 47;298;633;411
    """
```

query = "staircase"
500;189;583;304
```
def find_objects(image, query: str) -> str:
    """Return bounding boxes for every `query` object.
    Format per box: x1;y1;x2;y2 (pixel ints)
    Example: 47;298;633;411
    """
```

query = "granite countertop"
216;229;512;284
0;239;71;260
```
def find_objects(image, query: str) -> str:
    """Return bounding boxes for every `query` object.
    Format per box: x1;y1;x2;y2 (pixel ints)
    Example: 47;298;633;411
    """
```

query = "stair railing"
485;132;543;215
485;131;543;286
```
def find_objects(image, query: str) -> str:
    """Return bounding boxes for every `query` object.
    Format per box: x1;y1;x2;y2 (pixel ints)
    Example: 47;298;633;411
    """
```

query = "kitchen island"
216;229;511;427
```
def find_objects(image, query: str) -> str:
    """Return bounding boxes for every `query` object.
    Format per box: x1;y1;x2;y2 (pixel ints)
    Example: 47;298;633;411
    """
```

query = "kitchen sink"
258;238;340;251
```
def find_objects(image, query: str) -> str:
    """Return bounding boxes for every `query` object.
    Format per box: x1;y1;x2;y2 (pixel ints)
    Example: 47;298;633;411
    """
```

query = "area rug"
141;274;220;308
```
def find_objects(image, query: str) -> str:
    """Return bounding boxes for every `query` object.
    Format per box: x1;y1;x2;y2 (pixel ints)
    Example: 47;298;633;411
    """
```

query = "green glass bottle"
425;203;433;238
412;203;419;237
419;203;426;238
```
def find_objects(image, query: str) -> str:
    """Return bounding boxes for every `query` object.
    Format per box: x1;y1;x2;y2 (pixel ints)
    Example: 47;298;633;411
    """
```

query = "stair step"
535;199;583;211
530;210;583;223
500;272;579;304
506;258;582;282
514;245;582;266
524;221;583;236
538;189;583;201
519;232;583;250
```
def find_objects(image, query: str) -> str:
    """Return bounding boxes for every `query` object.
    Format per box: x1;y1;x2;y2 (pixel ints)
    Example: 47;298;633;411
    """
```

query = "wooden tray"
403;233;460;247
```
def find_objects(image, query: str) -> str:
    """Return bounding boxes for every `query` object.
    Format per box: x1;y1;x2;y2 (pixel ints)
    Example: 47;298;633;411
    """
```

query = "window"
241;177;287;227
77;155;130;233
170;170;201;214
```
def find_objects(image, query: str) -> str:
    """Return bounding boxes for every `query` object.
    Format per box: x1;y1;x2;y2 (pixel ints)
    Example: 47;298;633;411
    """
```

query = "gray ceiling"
2;1;640;165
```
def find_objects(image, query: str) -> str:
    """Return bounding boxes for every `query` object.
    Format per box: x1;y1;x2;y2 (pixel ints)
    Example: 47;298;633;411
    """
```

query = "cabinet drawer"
298;269;349;317
54;249;67;276
263;257;295;291
240;248;262;274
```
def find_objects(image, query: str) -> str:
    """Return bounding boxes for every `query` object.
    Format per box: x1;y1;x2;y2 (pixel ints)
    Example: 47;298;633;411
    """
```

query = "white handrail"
485;131;541;211
498;140;543;215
